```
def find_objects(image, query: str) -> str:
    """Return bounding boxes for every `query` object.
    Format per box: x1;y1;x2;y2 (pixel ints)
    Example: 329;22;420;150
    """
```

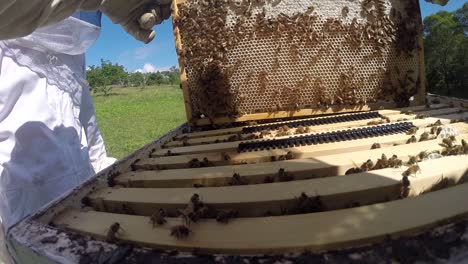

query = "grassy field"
92;85;186;159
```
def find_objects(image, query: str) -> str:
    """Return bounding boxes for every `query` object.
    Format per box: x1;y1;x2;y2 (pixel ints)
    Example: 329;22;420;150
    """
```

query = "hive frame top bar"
172;0;426;127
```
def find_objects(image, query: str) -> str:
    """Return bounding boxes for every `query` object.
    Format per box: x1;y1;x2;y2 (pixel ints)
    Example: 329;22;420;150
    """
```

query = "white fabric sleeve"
0;0;88;40
79;83;116;173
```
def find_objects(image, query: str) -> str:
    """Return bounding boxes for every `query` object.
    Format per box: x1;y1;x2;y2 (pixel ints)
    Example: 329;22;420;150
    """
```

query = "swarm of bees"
188;157;212;168
440;137;468;156
175;0;421;119
168;194;240;239
289;192;326;214
346;153;403;175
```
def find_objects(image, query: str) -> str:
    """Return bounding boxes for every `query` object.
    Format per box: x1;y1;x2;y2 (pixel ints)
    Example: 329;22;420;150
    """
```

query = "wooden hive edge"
54;181;468;255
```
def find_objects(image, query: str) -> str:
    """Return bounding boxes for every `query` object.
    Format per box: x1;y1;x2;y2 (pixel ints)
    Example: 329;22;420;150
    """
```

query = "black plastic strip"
237;122;415;152
242;112;382;134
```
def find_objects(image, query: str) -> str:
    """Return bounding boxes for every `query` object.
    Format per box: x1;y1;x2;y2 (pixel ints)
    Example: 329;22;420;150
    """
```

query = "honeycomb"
172;0;423;123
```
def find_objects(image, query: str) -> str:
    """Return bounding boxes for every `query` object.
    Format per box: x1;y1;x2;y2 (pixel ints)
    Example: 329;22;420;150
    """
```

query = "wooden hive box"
7;94;468;263
6;0;468;263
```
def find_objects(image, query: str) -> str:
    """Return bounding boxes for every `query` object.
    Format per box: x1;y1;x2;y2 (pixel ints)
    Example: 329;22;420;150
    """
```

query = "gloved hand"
81;0;172;44
425;0;449;6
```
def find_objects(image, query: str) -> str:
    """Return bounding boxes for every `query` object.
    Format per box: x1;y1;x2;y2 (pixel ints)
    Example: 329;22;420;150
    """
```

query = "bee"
373;154;389;169
419;132;431;142
406;127;419;135
295;125;309;134
345;167;364;175
342;6;350;17
403;164;421;177
460;140;468;154
406;155;418;166
200;157;212;167
400;175;411;198
368;120;385;126
406;135;417;144
389;155;403;168
360;159;375;171
106;222;122;243
188;158;201;168
150;209;167;227
441;138;455;148
170;225;191;239
293;192;325;214
285;151;295;160
227;134;239;142
216;209;238;224
371;143;381;149
415;114;427;119
228;173;248;186
221;152;231;161
278;168;295;182
260;130;272;137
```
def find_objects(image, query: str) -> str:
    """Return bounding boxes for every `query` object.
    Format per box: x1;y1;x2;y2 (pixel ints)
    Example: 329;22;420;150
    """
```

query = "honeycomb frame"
171;0;427;127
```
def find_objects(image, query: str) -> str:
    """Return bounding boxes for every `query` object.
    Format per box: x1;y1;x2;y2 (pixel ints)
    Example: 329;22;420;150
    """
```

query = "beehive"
172;0;427;126
7;95;468;263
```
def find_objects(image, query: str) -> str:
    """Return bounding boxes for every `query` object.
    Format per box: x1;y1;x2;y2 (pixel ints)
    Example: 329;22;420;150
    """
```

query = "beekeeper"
0;1;172;261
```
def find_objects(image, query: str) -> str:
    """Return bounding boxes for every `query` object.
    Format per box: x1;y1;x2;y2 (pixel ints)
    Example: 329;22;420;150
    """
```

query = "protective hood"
4;12;101;55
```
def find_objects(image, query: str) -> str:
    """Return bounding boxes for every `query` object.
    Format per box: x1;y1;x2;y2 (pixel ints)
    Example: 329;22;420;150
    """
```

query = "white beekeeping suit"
0;10;117;236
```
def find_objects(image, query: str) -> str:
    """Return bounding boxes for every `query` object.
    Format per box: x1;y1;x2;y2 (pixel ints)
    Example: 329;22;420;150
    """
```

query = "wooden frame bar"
54;181;468;255
145;123;468;169
118;134;468;188
166;107;461;148
90;156;468;216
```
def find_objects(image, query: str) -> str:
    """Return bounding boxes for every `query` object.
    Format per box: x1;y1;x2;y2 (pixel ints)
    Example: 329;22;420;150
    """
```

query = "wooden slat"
148;123;468;169
193;102;396;126
118;134;468;188
54;181;468;254
166;107;463;148
175;105;450;140
157;111;468;156
92;156;468;216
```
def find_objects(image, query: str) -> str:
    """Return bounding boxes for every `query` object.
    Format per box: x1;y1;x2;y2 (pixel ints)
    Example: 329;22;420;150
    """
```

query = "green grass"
92;85;186;159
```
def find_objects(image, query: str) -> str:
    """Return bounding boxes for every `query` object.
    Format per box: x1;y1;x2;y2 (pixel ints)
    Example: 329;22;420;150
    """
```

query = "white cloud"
135;64;172;73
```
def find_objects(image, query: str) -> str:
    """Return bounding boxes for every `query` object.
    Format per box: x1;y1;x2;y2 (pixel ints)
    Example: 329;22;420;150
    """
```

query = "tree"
423;4;468;98
86;60;128;96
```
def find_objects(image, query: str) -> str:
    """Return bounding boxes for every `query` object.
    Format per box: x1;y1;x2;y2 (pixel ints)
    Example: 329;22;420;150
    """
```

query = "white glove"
0;0;172;43
81;0;173;44
425;0;449;6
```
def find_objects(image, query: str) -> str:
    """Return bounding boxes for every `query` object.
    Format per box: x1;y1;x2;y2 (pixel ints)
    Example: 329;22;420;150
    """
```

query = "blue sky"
86;0;467;72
